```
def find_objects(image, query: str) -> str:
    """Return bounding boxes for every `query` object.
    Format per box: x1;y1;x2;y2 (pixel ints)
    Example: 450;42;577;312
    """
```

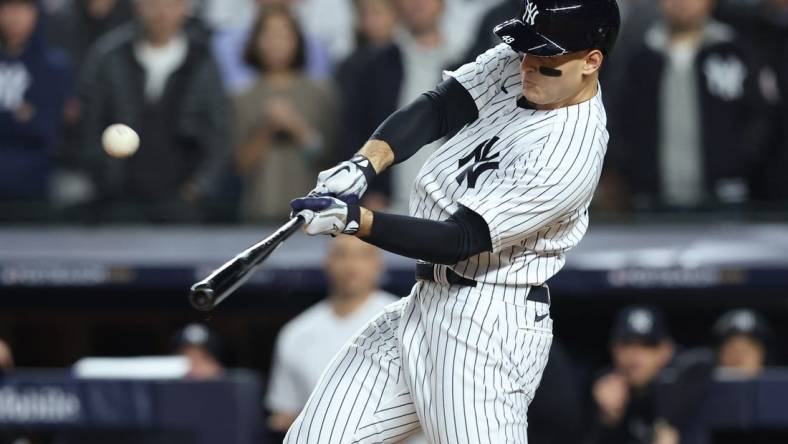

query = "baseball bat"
189;215;305;311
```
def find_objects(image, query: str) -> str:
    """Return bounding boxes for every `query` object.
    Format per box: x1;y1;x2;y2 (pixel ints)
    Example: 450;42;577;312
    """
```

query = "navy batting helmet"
494;0;620;57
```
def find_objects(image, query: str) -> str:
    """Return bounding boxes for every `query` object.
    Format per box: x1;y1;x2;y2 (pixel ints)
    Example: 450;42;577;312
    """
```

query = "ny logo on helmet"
523;2;539;26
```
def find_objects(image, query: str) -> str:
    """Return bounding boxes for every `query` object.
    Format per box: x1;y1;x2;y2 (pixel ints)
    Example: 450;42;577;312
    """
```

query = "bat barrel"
187;216;305;312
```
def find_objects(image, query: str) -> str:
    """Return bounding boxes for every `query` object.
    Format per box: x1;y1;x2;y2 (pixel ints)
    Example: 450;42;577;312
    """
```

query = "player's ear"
582;50;604;75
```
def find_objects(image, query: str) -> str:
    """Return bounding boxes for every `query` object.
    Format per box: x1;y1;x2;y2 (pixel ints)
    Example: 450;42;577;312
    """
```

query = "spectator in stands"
0;338;13;373
339;0;462;211
291;0;354;63
47;0;132;71
455;0;516;68
716;0;788;203
195;0;256;30
78;0;230;223
713;308;772;377
607;0;771;211
46;0;133;209
211;0;331;94
0;0;71;212
528;340;585;444
312;0;499;65
605;0;661;64
233;5;338;222
266;236;398;434
335;0;399;209
437;0;500;58
765;0;788;202
288;0;485;68
172;323;224;379
459;0;659;69
588;306;675;444
388;0;464;211
340;0;399;70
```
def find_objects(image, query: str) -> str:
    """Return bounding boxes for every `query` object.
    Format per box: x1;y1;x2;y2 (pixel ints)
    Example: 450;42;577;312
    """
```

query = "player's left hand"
290;196;360;236
310;154;376;200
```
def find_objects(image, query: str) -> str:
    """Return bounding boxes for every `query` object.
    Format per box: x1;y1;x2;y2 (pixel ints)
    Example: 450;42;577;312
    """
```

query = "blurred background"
1;0;788;443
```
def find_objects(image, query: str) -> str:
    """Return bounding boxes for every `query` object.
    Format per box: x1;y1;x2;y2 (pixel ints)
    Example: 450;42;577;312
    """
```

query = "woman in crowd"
234;5;338;221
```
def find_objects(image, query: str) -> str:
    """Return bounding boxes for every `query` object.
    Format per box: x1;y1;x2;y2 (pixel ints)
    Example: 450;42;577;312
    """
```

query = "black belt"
416;262;477;287
415;262;550;304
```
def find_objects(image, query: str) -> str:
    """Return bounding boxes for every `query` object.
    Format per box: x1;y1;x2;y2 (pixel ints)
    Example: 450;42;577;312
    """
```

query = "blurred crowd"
0;235;779;443
0;0;787;223
583;305;775;444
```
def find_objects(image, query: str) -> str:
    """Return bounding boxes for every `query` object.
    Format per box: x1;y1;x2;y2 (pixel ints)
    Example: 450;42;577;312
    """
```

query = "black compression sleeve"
370;77;478;164
364;206;492;265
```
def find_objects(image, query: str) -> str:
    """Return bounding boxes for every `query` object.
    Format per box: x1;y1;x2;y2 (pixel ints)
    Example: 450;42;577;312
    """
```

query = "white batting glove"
290;196;361;236
311;154;376;200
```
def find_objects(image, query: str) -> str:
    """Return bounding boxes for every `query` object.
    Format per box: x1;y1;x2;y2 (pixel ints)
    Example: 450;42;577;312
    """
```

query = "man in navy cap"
172;323;225;379
713;308;772;377
589;305;676;444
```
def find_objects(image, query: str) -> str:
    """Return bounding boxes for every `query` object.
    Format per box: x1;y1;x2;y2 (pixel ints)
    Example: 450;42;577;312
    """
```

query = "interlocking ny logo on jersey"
523;2;539;25
456;137;500;188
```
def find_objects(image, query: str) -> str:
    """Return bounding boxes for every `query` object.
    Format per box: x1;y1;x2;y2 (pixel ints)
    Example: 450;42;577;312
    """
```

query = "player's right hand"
290;195;360;236
310;154;376;200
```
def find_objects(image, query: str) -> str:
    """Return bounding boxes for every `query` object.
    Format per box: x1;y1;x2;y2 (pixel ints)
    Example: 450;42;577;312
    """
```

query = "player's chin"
523;88;546;105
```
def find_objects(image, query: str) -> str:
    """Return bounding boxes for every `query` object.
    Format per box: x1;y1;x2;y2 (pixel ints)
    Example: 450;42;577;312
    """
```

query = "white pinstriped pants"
284;280;553;444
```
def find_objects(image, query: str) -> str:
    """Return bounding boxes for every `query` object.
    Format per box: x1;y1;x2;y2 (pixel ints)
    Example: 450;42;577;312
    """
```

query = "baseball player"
286;0;620;442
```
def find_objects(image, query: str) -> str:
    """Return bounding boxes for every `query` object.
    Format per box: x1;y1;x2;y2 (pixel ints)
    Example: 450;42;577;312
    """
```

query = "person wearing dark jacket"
0;0;71;211
588;306;675;444
45;0;133;209
335;0;399;208
608;0;771;211
764;31;788;202
528;339;584;444
715;0;788;203
335;0;462;212
47;0;133;71
78;0;230;223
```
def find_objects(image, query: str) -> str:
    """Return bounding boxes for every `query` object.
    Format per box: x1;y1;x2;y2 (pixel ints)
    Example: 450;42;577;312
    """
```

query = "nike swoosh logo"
534;312;549;322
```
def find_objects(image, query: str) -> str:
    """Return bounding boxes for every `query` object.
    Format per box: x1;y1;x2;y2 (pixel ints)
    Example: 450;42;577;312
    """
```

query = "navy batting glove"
290;196;360;236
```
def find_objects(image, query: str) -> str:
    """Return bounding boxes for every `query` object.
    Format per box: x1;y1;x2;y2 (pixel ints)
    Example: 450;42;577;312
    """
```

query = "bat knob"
189;284;216;311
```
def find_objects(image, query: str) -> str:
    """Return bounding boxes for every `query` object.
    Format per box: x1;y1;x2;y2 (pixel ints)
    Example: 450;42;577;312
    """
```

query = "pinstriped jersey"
409;43;609;287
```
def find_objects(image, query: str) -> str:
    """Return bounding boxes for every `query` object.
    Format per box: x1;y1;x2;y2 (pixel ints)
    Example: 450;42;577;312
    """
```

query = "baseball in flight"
102;123;139;158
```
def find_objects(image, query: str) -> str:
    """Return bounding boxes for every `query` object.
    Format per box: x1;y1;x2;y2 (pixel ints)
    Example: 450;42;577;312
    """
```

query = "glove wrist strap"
344;204;361;234
350;154;377;184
